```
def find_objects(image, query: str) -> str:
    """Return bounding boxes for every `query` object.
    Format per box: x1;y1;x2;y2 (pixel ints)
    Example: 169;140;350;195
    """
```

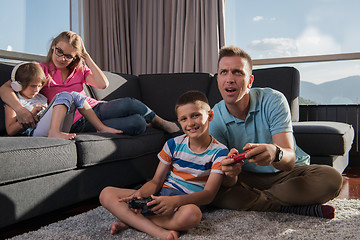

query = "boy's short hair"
175;90;211;114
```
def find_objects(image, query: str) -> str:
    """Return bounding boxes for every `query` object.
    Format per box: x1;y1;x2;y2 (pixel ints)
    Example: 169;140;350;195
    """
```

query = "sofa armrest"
293;121;354;156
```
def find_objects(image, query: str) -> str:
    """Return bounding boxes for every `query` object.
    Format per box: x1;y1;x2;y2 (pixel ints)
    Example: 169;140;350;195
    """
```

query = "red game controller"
231;151;248;164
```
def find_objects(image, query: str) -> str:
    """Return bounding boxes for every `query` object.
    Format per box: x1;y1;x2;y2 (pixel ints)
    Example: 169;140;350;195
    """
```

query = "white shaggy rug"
8;198;360;240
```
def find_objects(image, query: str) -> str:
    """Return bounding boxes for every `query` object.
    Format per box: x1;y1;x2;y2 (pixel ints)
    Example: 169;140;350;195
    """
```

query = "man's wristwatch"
273;144;283;163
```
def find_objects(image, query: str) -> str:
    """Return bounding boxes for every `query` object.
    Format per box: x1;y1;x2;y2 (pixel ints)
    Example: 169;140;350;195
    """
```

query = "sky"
224;0;360;84
0;0;359;85
0;0;69;55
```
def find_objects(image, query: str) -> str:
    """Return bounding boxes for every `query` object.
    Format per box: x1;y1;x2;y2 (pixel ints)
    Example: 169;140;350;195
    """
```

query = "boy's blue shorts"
141;187;185;216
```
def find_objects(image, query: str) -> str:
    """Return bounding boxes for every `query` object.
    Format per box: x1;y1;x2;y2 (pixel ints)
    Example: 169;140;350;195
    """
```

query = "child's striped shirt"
158;134;229;194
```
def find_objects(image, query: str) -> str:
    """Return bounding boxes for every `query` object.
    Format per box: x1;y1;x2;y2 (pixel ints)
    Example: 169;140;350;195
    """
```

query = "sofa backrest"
138;73;214;122
89;72;214;122
0;62;300;136
252;67;300;122
87;71;142;101
207;66;300;122
0;63;14;135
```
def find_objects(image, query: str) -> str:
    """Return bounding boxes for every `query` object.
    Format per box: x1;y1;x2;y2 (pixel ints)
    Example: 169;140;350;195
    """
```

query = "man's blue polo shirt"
209;88;310;173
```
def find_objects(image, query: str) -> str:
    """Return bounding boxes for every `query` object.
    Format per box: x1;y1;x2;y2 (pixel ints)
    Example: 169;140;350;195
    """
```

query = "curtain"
83;0;225;75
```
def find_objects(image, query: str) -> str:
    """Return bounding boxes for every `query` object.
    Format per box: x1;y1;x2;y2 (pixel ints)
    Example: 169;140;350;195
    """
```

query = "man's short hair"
175;90;210;114
218;46;253;72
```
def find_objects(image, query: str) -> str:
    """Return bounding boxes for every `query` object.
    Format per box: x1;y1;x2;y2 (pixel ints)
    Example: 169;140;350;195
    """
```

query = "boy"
4;62;122;139
99;90;229;240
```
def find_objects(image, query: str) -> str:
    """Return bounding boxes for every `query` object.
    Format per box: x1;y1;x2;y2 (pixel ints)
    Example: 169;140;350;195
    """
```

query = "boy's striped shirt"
158;134;229;194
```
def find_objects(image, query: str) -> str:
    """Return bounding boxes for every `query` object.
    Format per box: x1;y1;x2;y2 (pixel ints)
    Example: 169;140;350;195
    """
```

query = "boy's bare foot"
167;230;179;240
97;126;123;134
110;221;129;235
157;229;179;240
48;130;76;140
158;230;179;240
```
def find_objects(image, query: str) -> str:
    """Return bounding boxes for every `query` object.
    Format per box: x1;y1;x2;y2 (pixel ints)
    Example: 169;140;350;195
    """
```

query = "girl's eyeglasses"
54;46;76;61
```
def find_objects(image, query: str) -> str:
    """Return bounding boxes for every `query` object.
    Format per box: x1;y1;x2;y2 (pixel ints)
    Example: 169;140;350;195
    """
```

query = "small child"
99;90;229;239
4;62;122;139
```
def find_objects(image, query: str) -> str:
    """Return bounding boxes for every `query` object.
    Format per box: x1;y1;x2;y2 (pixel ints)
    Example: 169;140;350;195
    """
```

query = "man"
209;46;342;218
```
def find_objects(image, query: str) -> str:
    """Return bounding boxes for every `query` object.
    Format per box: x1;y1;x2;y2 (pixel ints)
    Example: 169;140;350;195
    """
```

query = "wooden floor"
336;167;360;200
1;166;360;239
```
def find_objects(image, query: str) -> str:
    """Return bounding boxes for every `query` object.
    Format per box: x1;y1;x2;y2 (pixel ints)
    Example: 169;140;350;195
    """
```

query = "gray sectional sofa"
0;62;354;229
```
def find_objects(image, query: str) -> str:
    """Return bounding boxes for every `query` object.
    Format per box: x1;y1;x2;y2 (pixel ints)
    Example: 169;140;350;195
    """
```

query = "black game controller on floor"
128;197;153;209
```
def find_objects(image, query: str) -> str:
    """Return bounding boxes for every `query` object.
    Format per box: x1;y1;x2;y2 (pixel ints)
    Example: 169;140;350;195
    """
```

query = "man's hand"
221;148;244;176
16;106;37;129
244;143;275;166
221;148;244;187
244;134;295;171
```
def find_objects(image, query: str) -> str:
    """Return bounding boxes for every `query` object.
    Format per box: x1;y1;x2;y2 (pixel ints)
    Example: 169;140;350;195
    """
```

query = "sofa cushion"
75;128;166;167
293;121;354;156
0;137;77;185
138;73;213;121
88;72;142;101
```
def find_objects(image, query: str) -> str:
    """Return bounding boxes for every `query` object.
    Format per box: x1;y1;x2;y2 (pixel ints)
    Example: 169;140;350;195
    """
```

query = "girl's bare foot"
97;126;123;134
162;121;180;133
152;116;180;133
110;221;129;235
48;130;76;140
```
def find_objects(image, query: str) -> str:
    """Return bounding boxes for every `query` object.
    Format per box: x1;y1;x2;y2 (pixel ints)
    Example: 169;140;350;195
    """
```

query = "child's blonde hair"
13;62;48;90
175;90;211;114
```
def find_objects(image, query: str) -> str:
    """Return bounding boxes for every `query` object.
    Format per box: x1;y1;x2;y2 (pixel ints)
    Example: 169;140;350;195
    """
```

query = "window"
0;0;70;56
225;0;360;105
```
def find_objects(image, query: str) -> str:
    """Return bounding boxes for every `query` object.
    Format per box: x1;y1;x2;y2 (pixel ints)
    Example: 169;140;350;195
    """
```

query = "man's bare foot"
97;126;123;134
48;130;76;140
110;221;129;235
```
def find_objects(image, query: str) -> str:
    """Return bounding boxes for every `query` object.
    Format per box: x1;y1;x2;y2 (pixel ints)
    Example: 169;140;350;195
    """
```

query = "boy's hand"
148;195;178;216
118;195;132;204
119;193;143;214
